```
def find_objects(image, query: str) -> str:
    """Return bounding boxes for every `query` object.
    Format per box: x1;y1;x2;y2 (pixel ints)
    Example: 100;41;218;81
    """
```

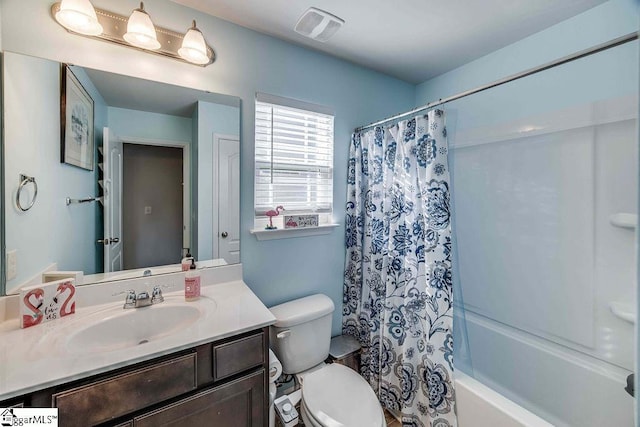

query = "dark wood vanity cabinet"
133;370;265;426
1;328;269;427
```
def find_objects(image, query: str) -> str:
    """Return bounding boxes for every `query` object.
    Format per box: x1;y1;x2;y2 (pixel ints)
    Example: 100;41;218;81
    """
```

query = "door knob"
221;232;228;238
110;237;120;244
97;239;109;245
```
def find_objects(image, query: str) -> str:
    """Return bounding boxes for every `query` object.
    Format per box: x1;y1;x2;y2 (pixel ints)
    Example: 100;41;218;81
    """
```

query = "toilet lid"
302;363;383;427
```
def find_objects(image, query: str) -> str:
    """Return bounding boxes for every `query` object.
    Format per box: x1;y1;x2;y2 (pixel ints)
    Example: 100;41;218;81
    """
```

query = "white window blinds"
254;95;334;217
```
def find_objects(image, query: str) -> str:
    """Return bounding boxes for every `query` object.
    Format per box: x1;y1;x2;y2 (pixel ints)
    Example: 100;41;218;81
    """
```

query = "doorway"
122;143;184;269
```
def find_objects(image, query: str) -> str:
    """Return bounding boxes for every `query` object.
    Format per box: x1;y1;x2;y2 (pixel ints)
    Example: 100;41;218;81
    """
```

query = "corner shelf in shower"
609;301;636;324
609;213;637;230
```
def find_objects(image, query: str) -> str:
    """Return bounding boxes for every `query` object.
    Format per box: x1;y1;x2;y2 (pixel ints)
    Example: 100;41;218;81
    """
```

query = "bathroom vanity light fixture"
54;0;103;36
123;2;160;50
51;1;215;66
178;21;209;65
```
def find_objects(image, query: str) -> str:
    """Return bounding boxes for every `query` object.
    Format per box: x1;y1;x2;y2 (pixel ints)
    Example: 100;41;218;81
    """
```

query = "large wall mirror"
2;51;240;295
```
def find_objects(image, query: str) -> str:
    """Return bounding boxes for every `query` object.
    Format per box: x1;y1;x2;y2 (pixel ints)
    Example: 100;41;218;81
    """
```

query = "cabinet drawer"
134;370;265;427
213;332;265;381
53;353;196;427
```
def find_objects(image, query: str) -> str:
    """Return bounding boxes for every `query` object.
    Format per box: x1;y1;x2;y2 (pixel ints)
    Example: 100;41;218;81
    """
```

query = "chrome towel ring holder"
16;174;38;212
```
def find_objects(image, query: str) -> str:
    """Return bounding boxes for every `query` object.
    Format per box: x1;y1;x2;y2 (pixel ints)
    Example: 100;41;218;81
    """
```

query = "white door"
103;127;123;273
218;137;240;264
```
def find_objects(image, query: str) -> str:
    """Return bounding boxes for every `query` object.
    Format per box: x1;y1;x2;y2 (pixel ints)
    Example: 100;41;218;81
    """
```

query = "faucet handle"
122;289;136;308
151;285;165;304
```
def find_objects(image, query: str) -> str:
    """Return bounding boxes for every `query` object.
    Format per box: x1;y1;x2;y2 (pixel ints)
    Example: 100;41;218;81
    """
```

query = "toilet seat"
301;363;385;427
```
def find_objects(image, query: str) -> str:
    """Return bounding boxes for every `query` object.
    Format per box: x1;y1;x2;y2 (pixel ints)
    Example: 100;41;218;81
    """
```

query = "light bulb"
123;2;161;50
178;20;210;65
54;0;103;36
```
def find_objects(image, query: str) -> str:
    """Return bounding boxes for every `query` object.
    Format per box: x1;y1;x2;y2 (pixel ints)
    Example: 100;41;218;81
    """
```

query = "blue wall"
70;66;108;274
414;0;639;424
6;0;634;338
107;107;192;142
2;55;107;293
416;0;638;105
1;0;417;333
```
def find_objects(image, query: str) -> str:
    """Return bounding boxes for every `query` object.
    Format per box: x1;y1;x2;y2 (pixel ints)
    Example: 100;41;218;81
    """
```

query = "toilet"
269;294;386;427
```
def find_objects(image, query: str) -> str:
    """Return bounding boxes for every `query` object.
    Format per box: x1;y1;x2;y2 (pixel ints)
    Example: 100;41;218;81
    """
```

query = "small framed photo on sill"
60;64;94;171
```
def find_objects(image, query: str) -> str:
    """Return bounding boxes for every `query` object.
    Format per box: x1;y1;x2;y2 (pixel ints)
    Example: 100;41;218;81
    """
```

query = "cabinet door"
134;370;265;427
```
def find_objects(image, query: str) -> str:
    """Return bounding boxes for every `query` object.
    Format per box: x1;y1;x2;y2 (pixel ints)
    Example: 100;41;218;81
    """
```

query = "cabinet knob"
221;232;228;238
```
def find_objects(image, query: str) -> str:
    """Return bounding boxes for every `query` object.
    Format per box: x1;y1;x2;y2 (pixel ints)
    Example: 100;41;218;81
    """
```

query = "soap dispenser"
181;248;193;271
184;259;200;301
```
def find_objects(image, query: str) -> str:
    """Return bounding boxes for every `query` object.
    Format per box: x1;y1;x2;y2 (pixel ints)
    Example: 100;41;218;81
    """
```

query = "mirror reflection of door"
217;135;240;264
122;142;185;270
103;127;123;273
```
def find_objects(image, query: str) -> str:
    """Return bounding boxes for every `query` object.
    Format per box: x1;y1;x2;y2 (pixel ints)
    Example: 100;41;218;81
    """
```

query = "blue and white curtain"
343;110;456;427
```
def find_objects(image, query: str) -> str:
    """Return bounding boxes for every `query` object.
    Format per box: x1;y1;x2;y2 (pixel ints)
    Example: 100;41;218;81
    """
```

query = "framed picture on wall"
60;64;94;171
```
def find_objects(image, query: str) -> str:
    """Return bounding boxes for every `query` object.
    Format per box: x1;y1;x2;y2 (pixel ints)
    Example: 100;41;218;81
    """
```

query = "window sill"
250;224;340;241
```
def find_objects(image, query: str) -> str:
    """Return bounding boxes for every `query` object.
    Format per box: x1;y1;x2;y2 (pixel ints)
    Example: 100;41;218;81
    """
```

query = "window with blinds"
254;95;334;225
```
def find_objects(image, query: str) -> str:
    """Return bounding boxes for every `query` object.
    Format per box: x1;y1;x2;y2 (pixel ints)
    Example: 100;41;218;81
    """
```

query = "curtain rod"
355;31;638;133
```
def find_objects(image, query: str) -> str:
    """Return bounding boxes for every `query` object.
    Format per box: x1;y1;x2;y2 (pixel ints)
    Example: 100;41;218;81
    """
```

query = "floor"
385;410;401;426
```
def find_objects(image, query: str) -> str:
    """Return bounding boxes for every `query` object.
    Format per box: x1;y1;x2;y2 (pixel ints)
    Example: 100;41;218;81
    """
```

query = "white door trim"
120;136;191;250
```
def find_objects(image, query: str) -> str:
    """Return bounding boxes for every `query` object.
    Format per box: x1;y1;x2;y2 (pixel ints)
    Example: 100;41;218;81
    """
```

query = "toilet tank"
269;294;335;374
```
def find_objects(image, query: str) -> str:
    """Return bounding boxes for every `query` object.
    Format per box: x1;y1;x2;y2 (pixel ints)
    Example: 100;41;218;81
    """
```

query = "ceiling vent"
294;7;344;42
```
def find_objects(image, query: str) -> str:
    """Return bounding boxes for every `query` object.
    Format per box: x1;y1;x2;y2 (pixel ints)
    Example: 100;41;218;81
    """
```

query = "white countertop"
0;278;276;401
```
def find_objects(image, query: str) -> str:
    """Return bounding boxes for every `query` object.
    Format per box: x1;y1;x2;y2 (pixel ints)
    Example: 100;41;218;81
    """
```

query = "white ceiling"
172;0;606;84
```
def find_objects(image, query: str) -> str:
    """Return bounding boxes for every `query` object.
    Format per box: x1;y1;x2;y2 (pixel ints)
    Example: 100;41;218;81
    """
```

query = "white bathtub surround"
461;311;634;427
344;110;457;425
455;371;553;427
451;94;637;426
0;263;276;401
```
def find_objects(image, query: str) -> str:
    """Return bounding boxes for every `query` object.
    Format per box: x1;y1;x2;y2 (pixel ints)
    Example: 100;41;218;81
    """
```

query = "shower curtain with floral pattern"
343;110;456;427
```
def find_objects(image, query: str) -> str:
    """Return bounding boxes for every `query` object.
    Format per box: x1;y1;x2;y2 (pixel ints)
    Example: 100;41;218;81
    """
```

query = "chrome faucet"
135;291;152;308
122;286;165;309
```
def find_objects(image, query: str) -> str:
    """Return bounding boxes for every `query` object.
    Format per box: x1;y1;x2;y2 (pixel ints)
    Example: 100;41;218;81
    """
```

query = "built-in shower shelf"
609;213;637;230
609;301;636;324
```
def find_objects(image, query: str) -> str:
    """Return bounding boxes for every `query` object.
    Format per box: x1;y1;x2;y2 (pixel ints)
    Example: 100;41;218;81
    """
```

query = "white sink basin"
65;300;210;354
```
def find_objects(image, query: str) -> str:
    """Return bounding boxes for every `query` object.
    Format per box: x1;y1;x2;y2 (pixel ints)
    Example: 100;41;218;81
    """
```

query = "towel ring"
16;174;38;212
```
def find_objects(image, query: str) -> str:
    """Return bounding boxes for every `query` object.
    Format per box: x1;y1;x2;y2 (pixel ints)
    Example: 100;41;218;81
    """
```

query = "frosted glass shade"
123;4;160;50
55;0;103;36
178;22;210;65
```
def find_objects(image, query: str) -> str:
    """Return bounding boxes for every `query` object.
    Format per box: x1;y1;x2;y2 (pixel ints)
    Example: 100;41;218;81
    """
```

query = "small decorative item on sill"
284;214;319;229
265;205;285;230
19;279;76;328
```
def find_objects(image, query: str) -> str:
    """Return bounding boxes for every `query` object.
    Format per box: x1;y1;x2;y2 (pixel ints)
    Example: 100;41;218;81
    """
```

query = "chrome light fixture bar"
51;1;215;66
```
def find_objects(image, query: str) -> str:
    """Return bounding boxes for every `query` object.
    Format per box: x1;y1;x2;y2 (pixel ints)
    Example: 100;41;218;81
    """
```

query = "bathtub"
383;371;552;426
455;371;553;427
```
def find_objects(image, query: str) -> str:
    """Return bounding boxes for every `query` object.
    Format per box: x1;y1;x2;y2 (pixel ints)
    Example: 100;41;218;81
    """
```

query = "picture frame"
60;64;94;171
